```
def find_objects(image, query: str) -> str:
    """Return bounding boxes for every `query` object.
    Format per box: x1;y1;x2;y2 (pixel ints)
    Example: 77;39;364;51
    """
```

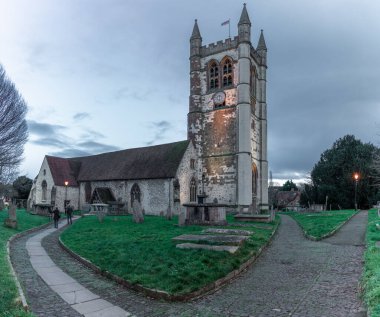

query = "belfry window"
209;61;219;90
222;58;233;87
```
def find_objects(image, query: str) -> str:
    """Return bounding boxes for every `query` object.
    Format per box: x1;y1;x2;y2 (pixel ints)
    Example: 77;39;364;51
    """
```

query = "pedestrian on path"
53;206;60;228
66;205;73;225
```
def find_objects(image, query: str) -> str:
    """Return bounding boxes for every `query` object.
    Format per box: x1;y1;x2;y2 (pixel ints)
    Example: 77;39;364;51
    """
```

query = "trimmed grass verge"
61;214;279;296
0;209;50;317
362;208;380;317
283;209;356;240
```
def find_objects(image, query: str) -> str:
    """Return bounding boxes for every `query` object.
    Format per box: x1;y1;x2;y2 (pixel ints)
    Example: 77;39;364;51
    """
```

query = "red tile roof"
46;156;79;187
45;140;190;185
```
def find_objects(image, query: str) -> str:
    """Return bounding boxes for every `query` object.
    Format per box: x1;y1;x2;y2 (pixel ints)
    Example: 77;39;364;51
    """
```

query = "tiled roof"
46;140;190;184
46;156;79;187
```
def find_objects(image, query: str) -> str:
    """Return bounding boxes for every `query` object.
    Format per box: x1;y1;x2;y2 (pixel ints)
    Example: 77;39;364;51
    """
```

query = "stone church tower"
188;4;268;212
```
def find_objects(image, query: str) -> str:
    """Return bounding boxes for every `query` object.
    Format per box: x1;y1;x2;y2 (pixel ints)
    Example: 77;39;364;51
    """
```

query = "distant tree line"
300;135;380;209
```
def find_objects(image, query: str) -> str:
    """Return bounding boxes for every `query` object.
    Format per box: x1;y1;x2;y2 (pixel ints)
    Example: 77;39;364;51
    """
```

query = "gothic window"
190;177;197;202
85;182;92;203
51;186;56;206
209;61;219;90
222;58;233;88
131;183;141;204
252;164;258;196
41;180;47;201
190;159;195;169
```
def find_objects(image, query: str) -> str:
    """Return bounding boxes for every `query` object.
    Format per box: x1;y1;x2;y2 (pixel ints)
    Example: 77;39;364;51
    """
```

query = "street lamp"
353;173;359;211
64;181;69;211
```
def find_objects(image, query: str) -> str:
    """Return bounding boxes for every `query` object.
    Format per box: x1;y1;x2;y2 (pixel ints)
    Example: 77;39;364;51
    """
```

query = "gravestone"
4;204;17;229
132;201;144;223
165;207;173;220
178;206;186;226
0;200;4;211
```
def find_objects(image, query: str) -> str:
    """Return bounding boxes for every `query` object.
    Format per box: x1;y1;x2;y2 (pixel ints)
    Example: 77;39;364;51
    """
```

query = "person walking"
66;205;73;225
53;206;60;228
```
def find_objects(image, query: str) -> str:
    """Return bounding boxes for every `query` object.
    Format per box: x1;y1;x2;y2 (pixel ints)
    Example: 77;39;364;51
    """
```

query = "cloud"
80;130;105;140
49;141;120;158
76;141;120;153
27;120;66;136
145;120;172;146
73;112;91;121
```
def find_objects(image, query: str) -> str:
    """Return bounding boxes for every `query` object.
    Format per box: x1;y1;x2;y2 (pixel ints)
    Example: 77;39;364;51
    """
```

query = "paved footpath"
10;212;367;317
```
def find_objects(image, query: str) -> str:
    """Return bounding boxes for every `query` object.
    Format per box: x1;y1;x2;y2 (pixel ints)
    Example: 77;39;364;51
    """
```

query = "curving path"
10;212;367;317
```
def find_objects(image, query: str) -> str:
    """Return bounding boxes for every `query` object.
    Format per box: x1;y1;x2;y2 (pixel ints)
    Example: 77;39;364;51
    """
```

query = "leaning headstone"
0;200;4;211
178;206;186;226
132;201;144;223
4;204;17;229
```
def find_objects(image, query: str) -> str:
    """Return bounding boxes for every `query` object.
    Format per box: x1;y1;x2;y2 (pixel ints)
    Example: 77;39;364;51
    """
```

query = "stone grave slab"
375;241;380;249
202;228;253;236
176;243;239;254
172;234;248;245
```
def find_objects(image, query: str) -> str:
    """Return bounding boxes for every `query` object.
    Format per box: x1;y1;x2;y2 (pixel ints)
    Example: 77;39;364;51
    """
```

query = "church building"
28;4;269;215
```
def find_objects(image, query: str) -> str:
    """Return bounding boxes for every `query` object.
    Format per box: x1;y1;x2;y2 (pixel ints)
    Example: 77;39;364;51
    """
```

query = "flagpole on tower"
221;18;231;38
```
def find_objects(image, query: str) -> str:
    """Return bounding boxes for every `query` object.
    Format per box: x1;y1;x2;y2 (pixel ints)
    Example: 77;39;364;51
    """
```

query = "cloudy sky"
1;0;379;185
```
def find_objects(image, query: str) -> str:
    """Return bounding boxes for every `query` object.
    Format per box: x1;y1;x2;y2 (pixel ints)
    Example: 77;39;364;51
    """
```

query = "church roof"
46;156;79;187
46;140;190;184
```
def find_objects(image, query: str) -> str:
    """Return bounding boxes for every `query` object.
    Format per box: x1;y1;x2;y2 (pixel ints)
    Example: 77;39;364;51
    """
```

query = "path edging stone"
7;219;52;311
297;210;359;241
58;216;281;302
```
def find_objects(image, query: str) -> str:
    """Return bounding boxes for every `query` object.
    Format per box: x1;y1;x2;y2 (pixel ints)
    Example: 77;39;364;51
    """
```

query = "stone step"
176;243;239;254
172;234;248;245
202;228;253;236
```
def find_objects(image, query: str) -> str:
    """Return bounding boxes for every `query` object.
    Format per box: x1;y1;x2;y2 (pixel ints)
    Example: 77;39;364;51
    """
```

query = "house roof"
46;140;190;185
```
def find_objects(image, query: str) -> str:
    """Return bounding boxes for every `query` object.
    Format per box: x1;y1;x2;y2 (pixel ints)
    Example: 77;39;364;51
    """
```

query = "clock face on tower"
213;91;226;106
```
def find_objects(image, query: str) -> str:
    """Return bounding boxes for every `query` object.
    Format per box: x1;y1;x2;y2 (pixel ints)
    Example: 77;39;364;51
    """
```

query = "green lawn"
283;209;356;239
362;208;380;317
0;209;49;317
61;214;279;295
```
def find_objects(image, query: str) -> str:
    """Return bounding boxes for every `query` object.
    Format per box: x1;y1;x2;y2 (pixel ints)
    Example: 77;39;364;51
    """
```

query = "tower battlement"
201;36;239;57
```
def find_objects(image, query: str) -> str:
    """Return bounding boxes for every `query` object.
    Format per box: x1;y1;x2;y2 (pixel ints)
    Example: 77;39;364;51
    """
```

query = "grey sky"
0;0;379;184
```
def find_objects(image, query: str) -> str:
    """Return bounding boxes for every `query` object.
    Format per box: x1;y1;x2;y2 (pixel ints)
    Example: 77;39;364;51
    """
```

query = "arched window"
190;177;197;202
252;164;258;196
209;61;219;90
222;58;233;87
85;182;92;203
131;183;141;204
51;186;56;206
41;180;47;201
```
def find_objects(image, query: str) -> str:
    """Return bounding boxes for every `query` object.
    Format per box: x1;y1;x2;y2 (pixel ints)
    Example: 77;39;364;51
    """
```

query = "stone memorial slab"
4;204;17;228
375;241;380;249
172;234;248;245
176;243;239;254
202;228;253;236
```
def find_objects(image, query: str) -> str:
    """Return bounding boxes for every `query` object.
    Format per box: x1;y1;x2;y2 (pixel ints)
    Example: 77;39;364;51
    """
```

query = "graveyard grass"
362;208;380;317
61;214;279;295
283;209;356;239
0;209;49;317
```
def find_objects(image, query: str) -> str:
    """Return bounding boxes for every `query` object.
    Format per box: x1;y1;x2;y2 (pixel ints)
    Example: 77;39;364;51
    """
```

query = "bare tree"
0;64;28;181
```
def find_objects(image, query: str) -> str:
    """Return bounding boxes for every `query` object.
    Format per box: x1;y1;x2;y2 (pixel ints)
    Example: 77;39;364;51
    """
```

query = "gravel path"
10;212;367;317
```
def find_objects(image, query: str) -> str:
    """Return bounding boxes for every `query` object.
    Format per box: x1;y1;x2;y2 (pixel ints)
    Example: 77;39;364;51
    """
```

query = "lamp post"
354;173;359;211
64;181;68;211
